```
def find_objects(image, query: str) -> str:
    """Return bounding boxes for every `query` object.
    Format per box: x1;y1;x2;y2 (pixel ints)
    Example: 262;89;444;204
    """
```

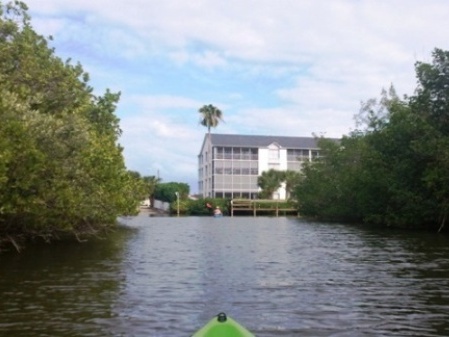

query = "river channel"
1;214;449;336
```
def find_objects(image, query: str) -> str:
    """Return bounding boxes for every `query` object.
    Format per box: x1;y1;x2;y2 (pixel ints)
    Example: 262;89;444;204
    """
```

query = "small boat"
192;312;254;337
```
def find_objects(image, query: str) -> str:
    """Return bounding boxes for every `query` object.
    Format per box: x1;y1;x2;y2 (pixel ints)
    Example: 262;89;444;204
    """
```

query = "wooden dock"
230;199;299;217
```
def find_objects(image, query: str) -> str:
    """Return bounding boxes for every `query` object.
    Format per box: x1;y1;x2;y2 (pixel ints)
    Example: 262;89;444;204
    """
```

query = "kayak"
192;312;254;337
192;313;254;337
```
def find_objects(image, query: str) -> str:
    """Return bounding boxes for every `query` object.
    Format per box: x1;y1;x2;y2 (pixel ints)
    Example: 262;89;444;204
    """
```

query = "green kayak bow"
192;312;255;337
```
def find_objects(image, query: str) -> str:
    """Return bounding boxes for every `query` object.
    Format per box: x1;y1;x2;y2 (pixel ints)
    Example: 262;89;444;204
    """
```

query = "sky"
24;0;449;193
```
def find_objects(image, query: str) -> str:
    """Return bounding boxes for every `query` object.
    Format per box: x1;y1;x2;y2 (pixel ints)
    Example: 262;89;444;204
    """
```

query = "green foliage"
0;4;92;116
295;49;449;231
256;169;301;200
154;182;190;203
283;170;301;199
0;1;141;249
413;49;449;134
169;198;229;216
141;175;161;205
179;199;210;216
257;169;285;199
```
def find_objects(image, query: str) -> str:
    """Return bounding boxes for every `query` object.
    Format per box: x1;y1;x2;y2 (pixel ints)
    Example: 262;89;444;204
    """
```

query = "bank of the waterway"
1;215;449;336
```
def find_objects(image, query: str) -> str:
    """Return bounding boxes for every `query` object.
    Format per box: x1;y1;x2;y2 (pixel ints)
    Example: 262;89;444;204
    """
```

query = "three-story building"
198;133;323;199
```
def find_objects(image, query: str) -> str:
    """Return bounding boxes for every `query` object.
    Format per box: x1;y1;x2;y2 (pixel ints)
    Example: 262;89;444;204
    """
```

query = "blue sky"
25;0;449;193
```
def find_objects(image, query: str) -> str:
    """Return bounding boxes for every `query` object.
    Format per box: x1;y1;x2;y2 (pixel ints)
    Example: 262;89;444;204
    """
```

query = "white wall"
153;199;170;211
199;134;212;198
279;149;288;170
258;146;287;200
258;148;269;174
140;198;151;207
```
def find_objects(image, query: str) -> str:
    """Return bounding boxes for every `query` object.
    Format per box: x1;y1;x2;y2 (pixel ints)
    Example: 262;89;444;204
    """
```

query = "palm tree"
257;169;285;199
199;105;223;197
199;104;223;135
142;175;161;208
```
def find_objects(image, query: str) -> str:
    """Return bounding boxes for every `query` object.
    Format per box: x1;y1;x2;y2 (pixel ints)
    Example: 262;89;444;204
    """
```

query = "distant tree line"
295;49;449;232
0;1;147;251
154;182;189;203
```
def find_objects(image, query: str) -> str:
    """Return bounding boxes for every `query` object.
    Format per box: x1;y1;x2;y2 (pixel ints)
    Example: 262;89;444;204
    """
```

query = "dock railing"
230;199;299;217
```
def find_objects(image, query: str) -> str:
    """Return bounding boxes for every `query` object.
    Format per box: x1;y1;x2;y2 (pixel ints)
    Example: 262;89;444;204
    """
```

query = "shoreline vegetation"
294;48;449;234
0;2;146;252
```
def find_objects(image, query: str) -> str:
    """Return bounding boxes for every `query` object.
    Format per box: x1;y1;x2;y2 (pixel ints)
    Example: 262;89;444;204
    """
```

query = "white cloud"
21;0;449;192
128;95;201;111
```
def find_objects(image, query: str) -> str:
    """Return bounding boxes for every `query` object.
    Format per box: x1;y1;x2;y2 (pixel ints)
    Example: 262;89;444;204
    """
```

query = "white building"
198;133;324;199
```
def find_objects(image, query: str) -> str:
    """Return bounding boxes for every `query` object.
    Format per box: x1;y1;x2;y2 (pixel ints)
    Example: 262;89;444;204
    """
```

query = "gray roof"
208;133;321;149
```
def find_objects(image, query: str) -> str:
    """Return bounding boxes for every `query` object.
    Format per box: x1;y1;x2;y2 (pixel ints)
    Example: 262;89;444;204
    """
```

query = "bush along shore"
0;2;145;252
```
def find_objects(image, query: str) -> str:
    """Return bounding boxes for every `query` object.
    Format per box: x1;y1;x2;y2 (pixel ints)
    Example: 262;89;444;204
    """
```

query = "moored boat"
192;312;254;337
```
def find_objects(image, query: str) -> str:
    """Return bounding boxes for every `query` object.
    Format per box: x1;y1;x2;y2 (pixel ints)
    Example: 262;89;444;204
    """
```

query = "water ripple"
1;216;449;336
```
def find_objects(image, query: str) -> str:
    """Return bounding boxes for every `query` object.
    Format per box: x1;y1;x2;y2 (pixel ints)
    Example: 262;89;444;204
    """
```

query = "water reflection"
0;226;135;337
1;216;449;336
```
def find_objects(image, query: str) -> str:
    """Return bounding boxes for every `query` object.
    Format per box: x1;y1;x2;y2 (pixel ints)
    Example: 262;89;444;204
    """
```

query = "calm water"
1;215;449;336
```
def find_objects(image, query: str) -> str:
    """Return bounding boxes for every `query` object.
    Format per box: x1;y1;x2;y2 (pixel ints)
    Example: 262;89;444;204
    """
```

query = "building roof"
208;133;321;149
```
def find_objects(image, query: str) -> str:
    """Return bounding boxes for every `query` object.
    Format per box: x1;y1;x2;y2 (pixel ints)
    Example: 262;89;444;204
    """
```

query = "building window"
214;161;223;174
224;161;232;174
224;147;232;159
287;149;310;161
232;148;241;160
251;148;258;160
215;147;222;159
241;148;250;160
